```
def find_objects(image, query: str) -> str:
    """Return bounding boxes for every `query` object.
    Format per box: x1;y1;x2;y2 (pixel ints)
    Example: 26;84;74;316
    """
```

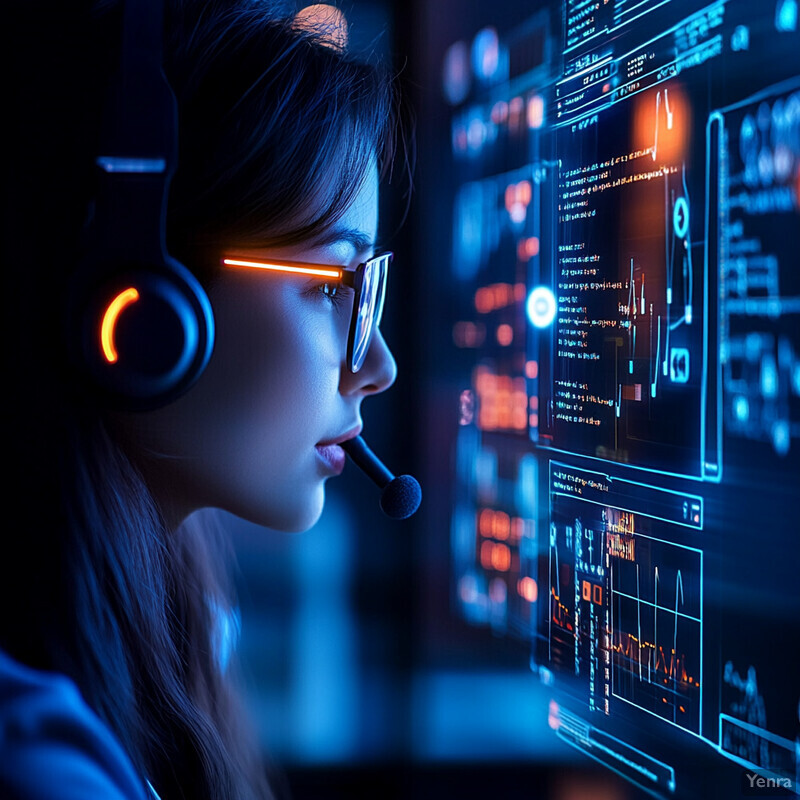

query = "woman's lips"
315;424;361;475
315;443;346;474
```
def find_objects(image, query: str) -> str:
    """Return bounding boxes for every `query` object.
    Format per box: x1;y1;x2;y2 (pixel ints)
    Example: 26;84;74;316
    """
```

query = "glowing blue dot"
776;0;798;32
527;286;556;328
761;355;778;397
772;420;790;456
733;396;749;422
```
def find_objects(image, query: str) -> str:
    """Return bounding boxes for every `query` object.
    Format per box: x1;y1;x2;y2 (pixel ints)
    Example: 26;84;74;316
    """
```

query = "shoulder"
0;649;151;800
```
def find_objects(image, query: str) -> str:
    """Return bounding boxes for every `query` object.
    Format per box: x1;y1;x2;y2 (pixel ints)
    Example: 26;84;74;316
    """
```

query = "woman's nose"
341;327;397;396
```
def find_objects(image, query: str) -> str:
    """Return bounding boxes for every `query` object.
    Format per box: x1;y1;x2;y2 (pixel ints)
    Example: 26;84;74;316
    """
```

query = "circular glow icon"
673;196;689;238
526;286;556;328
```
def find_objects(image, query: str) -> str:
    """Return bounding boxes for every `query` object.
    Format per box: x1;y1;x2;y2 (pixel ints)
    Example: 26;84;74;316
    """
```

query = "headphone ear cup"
80;259;214;410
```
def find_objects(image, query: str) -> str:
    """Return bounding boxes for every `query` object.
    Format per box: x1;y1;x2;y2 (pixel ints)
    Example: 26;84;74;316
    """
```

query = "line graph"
548;520;576;669
614;153;695;416
610;532;702;735
652;87;674;162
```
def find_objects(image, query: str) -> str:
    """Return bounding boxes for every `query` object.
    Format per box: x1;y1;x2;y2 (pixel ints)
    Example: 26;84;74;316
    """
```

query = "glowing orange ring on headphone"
100;287;140;363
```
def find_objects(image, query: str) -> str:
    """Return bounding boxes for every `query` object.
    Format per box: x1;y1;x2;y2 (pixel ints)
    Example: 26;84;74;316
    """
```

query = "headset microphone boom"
341;436;422;519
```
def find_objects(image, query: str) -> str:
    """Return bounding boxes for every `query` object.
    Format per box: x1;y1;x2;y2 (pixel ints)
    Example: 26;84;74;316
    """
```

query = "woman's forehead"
338;161;379;231
312;163;379;256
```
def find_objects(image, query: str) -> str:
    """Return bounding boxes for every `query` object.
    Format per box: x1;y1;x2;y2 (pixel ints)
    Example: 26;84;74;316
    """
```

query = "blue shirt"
0;649;156;800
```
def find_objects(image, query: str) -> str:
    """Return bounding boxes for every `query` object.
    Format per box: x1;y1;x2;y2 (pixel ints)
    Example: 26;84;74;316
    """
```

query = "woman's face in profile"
122;163;397;531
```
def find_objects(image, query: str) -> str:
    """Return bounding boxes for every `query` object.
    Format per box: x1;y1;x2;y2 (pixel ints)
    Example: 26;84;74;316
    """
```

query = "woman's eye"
305;279;351;308
314;281;350;308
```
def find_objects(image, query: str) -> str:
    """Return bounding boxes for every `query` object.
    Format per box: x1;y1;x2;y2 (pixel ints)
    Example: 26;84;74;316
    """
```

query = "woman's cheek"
296;297;350;369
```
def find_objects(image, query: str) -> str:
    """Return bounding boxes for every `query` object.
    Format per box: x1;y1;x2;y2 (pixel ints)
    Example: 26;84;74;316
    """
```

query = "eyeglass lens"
351;255;389;372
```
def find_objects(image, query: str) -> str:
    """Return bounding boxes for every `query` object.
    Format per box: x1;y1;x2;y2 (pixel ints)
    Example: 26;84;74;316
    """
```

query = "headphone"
71;0;214;411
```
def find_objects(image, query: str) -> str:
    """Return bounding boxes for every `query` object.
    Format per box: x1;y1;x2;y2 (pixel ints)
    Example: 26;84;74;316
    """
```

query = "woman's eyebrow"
310;227;376;255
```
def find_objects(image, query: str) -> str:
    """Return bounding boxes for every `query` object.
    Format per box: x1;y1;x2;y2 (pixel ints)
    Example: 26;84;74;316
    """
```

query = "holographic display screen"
550;88;709;478
442;0;800;797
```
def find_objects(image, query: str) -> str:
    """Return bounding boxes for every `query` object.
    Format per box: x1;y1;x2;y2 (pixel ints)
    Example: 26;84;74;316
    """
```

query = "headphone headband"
104;0;175;168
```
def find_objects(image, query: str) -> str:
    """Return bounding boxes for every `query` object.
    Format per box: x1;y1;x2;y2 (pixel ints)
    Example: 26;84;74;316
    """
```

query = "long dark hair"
3;2;409;798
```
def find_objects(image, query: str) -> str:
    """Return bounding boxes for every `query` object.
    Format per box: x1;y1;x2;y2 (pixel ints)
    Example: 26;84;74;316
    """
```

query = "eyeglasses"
222;252;392;373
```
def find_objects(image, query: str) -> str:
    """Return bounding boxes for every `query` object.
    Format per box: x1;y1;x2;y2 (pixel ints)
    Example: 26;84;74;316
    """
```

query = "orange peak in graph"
633;84;691;164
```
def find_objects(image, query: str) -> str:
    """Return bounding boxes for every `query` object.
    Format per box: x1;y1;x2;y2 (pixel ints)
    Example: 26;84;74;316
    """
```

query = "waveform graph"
632;84;691;167
609;531;703;735
547;520;578;674
623;86;696;409
617;154;696;414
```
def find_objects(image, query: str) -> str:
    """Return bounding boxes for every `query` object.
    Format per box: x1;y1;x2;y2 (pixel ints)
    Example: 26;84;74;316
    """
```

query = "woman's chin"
230;484;326;533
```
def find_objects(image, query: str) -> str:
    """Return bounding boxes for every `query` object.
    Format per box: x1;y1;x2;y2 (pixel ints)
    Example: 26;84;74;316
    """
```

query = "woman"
1;1;410;798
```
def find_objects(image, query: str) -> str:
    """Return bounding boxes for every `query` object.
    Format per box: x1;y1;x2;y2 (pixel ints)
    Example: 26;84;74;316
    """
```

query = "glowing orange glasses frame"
222;256;348;282
221;252;392;373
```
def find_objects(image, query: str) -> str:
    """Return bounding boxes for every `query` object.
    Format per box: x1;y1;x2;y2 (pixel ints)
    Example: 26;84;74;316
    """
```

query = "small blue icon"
732;24;750;51
673;196;689;238
670;347;690;383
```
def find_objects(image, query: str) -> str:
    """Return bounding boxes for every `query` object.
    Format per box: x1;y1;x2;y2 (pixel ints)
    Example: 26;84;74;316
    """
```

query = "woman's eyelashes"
315;281;352;309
